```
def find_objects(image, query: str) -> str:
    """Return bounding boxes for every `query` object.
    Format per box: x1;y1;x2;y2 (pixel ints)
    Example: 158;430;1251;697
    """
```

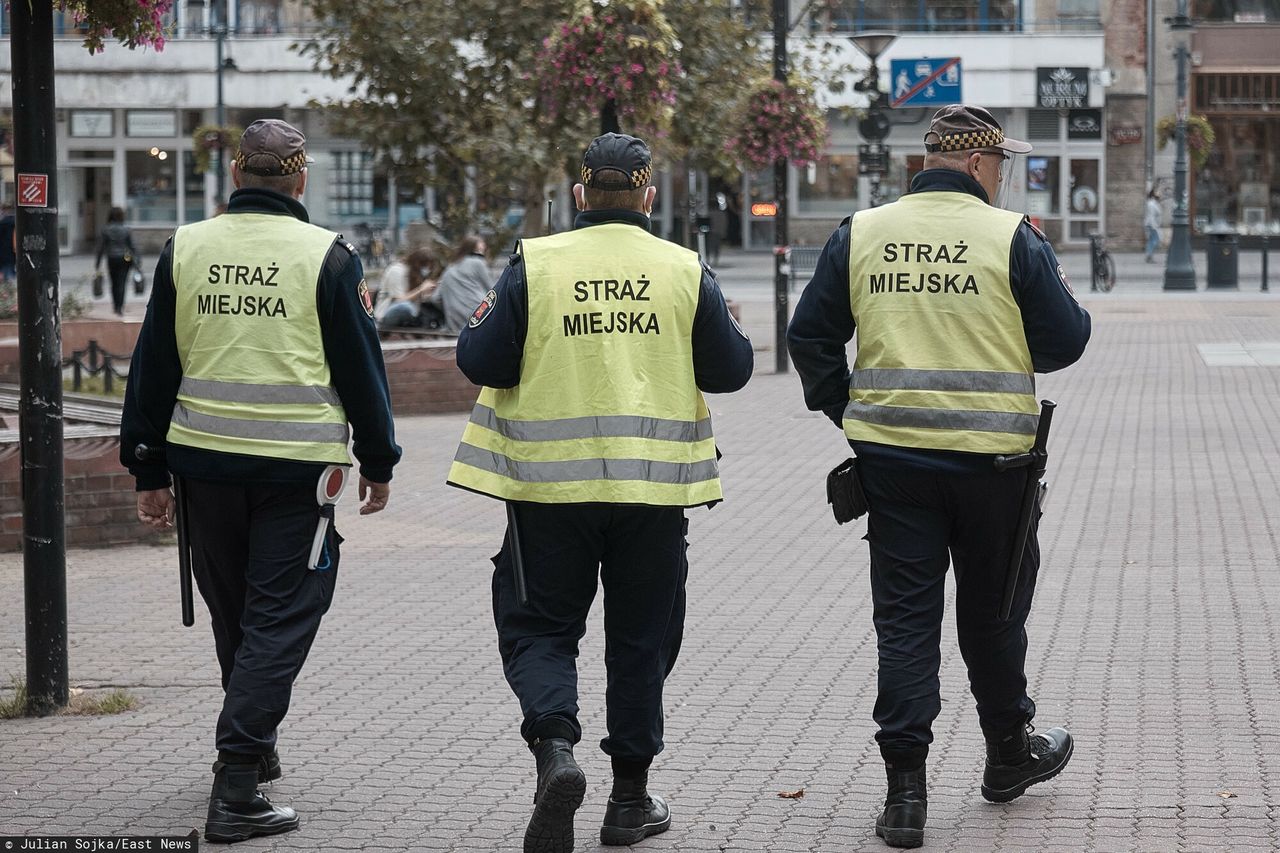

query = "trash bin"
1206;230;1239;290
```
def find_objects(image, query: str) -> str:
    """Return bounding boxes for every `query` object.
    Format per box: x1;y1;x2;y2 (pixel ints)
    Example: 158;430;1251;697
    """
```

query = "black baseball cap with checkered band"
580;133;653;192
234;119;316;177
923;105;1032;155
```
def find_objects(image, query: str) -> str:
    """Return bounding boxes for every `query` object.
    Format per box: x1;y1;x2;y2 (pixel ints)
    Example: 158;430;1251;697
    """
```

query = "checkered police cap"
234;119;316;177
580;133;653;192
923;105;1033;155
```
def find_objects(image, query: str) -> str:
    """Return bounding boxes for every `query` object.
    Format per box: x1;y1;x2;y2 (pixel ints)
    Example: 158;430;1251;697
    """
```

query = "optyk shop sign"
1036;67;1090;109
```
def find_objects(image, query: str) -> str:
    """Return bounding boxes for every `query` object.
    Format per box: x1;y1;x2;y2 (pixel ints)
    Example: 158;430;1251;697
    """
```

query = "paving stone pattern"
4;291;1280;852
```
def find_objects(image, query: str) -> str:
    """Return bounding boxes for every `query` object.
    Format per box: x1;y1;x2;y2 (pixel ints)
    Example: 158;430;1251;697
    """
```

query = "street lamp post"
1163;2;1196;291
772;0;789;374
213;0;235;205
849;32;897;208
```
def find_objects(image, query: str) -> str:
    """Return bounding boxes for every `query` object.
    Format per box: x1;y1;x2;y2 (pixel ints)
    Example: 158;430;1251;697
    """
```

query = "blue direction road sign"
889;57;962;108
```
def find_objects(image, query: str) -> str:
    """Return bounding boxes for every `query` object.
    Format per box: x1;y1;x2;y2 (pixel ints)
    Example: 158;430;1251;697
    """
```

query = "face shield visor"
994;152;1017;209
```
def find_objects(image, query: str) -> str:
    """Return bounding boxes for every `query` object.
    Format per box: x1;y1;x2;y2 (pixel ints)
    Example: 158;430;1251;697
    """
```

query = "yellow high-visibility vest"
167;213;351;465
448;223;721;506
845;191;1038;454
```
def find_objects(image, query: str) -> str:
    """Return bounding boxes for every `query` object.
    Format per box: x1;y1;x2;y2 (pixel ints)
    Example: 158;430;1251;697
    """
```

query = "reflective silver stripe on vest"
180;377;342;406
454;443;718;485
844;400;1038;435
470;404;713;443
172;403;351;444
849;368;1034;395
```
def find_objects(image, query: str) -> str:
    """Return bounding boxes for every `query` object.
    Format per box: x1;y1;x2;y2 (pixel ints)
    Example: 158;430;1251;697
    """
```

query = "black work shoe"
205;761;299;844
982;725;1074;803
874;765;926;849
524;738;587;853
257;749;281;784
601;772;671;846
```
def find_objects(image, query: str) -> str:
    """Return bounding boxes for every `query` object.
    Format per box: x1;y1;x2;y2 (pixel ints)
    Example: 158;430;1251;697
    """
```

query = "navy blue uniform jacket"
456;208;754;397
786;169;1091;473
120;188;402;490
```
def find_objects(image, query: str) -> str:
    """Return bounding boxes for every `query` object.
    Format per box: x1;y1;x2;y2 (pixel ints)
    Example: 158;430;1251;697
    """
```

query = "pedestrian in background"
1144;189;1162;263
121;119;401;844
425;234;492;332
95;206;138;316
375;246;441;330
447;132;753;853
787;105;1091;849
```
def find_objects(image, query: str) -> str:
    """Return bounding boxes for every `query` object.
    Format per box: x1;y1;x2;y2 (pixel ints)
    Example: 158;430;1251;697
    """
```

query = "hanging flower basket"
60;0;173;54
725;79;827;171
1155;114;1216;171
535;0;682;139
191;125;243;175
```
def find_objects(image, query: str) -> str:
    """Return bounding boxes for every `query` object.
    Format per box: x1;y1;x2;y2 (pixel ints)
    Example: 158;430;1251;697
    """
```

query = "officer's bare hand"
358;477;390;515
137;488;175;529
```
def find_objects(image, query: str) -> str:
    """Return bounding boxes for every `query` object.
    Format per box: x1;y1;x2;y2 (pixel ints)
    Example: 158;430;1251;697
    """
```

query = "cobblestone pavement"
5;289;1280;852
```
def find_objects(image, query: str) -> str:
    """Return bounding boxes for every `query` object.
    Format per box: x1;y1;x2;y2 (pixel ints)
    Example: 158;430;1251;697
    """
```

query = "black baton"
506;501;530;607
993;400;1056;622
135;444;195;628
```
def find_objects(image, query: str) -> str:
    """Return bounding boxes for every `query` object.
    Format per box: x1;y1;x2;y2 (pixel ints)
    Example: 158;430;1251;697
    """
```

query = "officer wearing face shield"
786;105;1091;849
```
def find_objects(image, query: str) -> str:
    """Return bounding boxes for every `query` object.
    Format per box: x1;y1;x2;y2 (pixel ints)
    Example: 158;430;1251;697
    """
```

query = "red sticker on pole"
17;173;49;208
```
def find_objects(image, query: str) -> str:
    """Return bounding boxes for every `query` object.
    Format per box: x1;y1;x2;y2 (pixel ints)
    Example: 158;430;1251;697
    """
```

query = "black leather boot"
874;764;926;849
600;772;671;846
204;760;299;844
524;738;587;853
257;749;281;783
981;725;1074;803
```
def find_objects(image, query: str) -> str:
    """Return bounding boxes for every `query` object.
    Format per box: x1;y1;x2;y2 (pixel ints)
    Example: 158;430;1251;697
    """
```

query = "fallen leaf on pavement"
1218;791;1237;799
778;789;805;799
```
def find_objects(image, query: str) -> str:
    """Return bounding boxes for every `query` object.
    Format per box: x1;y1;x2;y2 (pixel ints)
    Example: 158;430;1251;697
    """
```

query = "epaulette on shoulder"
1022;215;1048;242
325;238;359;277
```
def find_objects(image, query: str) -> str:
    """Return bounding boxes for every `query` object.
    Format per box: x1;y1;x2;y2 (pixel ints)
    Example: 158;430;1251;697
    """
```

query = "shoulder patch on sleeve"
1023;215;1047;242
358;278;375;317
469;289;498;328
1057;263;1077;300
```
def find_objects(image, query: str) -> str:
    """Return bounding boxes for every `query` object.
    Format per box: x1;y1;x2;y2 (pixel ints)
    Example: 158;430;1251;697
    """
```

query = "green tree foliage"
300;0;828;234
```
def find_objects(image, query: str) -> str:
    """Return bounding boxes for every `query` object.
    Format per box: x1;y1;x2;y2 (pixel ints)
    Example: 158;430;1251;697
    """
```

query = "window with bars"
1195;73;1280;113
332;151;373;217
1027;110;1062;140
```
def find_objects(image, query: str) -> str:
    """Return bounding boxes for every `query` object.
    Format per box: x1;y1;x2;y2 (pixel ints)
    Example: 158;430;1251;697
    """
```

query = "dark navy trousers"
184;478;340;757
492;501;688;762
858;458;1039;762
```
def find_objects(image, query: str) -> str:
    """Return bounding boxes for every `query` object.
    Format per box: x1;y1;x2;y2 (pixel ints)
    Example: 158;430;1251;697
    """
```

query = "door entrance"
61;165;113;254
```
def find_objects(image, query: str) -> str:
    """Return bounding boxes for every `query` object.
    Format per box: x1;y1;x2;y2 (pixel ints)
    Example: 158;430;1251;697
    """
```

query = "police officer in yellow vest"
787;106;1091;849
447;133;753;853
121;119;401;844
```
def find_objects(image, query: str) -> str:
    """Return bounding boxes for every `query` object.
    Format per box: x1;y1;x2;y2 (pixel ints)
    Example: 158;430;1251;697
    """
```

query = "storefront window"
126;149;178;224
183;151;205;224
1196;115;1279;231
332;151;373;217
798;154;859;214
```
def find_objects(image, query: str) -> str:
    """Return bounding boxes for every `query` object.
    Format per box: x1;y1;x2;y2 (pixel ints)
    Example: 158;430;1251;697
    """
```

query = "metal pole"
772;0;789;374
1163;4;1196;291
1145;0;1156;191
1263;237;1270;292
214;1;227;204
12;0;69;715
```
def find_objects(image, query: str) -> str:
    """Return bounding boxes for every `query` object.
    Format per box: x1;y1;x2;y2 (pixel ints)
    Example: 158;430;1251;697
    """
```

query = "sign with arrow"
889;57;962;108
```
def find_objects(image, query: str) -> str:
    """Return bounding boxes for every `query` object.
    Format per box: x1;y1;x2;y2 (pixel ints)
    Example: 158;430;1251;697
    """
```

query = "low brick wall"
0;433;168;552
0;319;142;382
383;341;478;415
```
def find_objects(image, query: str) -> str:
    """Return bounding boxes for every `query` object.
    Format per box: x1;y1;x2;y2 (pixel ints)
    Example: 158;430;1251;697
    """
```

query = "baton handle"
506;502;530;607
997;400;1056;621
135;443;196;628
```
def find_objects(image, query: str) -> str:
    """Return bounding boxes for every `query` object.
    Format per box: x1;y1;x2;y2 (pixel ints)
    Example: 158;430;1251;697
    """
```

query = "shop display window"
126;149;178;224
799;154;860;214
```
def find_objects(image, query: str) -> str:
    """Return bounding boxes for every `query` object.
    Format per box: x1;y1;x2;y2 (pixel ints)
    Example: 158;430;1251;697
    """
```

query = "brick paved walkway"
4;290;1280;851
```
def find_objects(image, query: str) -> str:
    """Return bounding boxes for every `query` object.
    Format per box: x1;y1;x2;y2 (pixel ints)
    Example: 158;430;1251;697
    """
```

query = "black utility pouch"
826;457;869;524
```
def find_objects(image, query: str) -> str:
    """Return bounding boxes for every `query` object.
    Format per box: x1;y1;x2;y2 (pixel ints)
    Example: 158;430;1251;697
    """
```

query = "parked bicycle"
1089;232;1116;292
